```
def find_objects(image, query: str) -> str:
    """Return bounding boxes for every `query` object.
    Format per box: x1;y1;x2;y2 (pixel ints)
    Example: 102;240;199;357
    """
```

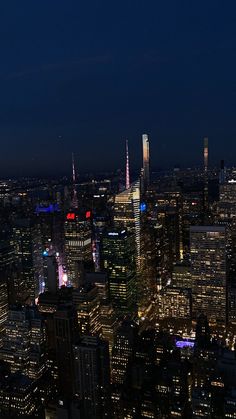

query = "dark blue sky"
1;1;236;176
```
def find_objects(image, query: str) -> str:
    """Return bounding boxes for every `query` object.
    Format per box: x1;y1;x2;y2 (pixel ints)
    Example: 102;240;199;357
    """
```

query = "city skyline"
0;134;233;179
1;3;236;418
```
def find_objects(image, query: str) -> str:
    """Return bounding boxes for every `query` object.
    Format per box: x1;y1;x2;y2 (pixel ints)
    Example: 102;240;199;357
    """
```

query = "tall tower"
113;179;141;268
219;159;226;184
204;137;208;173
71;152;78;209
190;225;227;325
101;228;136;314
64;211;92;288
73;336;111;418
142;134;150;190
125;140;130;190
203;137;208;211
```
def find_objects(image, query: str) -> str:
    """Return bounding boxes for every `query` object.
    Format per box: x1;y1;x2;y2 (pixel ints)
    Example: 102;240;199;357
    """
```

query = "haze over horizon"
1;1;236;176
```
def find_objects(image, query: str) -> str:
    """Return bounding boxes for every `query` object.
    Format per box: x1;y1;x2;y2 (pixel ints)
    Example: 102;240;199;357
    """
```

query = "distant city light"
35;203;59;214
66;212;76;220
140;202;147;212
86;210;91;219
62;273;68;285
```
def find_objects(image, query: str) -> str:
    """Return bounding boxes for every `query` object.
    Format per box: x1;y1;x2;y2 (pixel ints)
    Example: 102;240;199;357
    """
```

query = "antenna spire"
126;140;130;189
71;152;78;208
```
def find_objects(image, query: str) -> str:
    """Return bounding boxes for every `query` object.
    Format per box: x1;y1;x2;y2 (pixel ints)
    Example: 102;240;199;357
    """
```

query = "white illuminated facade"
142;133;150;189
114;180;141;267
190;225;227;325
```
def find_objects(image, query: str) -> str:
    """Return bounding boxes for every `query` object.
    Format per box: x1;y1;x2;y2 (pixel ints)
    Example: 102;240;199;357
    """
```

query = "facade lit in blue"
140;202;147;212
35;203;59;214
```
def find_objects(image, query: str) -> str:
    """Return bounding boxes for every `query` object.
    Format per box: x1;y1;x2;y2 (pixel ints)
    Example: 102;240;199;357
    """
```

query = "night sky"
1;1;236;176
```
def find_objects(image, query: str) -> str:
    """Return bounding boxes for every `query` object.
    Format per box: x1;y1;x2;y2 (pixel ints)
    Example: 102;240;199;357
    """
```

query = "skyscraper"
219;159;226;185
101;228;136;314
111;320;137;384
13;218;43;302
203;137;209;211
0;306;46;379
113;180;141;267
54;305;77;399
73;284;101;335
142;133;150;190
64;211;92;287
73;335;111;418
190;226;227;325
204;137;209;173
43;254;58;294
0;238;16;343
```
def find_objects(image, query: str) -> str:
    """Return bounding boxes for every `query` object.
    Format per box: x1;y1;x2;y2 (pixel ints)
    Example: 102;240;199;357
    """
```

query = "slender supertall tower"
204;137;208;173
125;140;130;190
219;159;226;184
203;137;208;212
142;134;150;190
71;152;78;209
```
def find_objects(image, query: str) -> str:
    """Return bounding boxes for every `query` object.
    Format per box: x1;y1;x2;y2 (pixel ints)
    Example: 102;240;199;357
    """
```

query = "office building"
172;262;191;289
54;306;77;399
113;179;141;267
99;303;118;355
73;335;111;418
13;218;43;302
102;228;136;314
0;306;46;379
111;321;137;384
0;237;16;343
64;211;92;288
157;286;191;319
190;226;227;325
0;373;38;417
73;284;101;336
43;254;58;294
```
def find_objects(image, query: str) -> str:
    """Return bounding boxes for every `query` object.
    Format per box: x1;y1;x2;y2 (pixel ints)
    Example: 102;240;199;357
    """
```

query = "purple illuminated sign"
176;340;195;349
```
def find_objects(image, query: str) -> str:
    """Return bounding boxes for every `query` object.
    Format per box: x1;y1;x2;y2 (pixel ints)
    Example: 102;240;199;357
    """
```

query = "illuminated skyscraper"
111;320;137;384
73;284;100;335
190;226;227;325
0;306;46;379
204;137;208;173
157;286;191;319
0;238;16;343
142;133;150;190
13;218;43;302
203;137;209;211
217;179;236;222
113;180;141;266
64;211;92;288
101;228;136;314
